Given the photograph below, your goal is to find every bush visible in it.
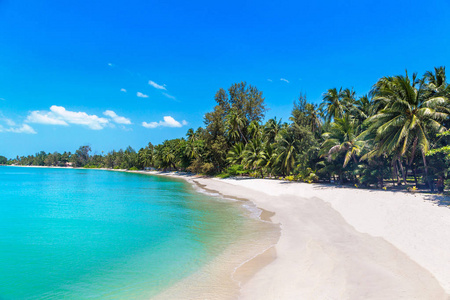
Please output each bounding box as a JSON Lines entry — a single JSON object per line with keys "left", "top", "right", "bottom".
{"left": 226, "top": 164, "right": 248, "bottom": 176}
{"left": 129, "top": 166, "right": 139, "bottom": 171}
{"left": 201, "top": 163, "right": 215, "bottom": 175}
{"left": 84, "top": 164, "right": 100, "bottom": 169}
{"left": 187, "top": 158, "right": 203, "bottom": 173}
{"left": 217, "top": 172, "right": 231, "bottom": 178}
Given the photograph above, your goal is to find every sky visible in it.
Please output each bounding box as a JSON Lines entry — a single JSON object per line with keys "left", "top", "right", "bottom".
{"left": 1, "top": 0, "right": 450, "bottom": 158}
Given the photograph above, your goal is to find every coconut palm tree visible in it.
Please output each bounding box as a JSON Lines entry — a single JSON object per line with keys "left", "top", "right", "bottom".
{"left": 185, "top": 139, "right": 204, "bottom": 160}
{"left": 352, "top": 95, "right": 373, "bottom": 125}
{"left": 248, "top": 120, "right": 262, "bottom": 140}
{"left": 275, "top": 129, "right": 299, "bottom": 175}
{"left": 264, "top": 117, "right": 283, "bottom": 144}
{"left": 225, "top": 109, "right": 248, "bottom": 144}
{"left": 341, "top": 87, "right": 356, "bottom": 112}
{"left": 320, "top": 88, "right": 346, "bottom": 122}
{"left": 186, "top": 128, "right": 195, "bottom": 141}
{"left": 424, "top": 66, "right": 447, "bottom": 94}
{"left": 243, "top": 139, "right": 264, "bottom": 172}
{"left": 227, "top": 142, "right": 245, "bottom": 165}
{"left": 364, "top": 74, "right": 448, "bottom": 190}
{"left": 304, "top": 103, "right": 322, "bottom": 133}
{"left": 138, "top": 146, "right": 153, "bottom": 168}
{"left": 258, "top": 142, "right": 277, "bottom": 177}
{"left": 320, "top": 114, "right": 364, "bottom": 168}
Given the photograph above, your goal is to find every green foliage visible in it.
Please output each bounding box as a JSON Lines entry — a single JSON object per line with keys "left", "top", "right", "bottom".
{"left": 8, "top": 71, "right": 450, "bottom": 192}
{"left": 83, "top": 164, "right": 101, "bottom": 169}
{"left": 201, "top": 163, "right": 215, "bottom": 175}
{"left": 218, "top": 164, "right": 248, "bottom": 178}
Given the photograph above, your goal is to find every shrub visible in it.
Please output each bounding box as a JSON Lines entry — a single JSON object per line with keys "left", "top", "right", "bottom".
{"left": 217, "top": 172, "right": 231, "bottom": 178}
{"left": 226, "top": 164, "right": 248, "bottom": 176}
{"left": 201, "top": 163, "right": 215, "bottom": 175}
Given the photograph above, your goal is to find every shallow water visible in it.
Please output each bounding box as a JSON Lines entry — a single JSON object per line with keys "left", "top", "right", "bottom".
{"left": 0, "top": 167, "right": 276, "bottom": 299}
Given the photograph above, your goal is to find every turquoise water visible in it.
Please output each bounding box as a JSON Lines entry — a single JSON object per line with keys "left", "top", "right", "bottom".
{"left": 0, "top": 167, "right": 257, "bottom": 299}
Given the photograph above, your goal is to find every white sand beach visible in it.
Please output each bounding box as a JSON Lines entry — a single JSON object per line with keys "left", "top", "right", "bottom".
{"left": 144, "top": 172, "right": 450, "bottom": 300}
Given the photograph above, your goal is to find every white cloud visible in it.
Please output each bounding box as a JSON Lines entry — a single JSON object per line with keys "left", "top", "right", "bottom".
{"left": 26, "top": 106, "right": 109, "bottom": 130}
{"left": 142, "top": 116, "right": 187, "bottom": 129}
{"left": 103, "top": 110, "right": 131, "bottom": 125}
{"left": 148, "top": 80, "right": 166, "bottom": 90}
{"left": 4, "top": 118, "right": 16, "bottom": 126}
{"left": 6, "top": 124, "right": 37, "bottom": 134}
{"left": 0, "top": 114, "right": 36, "bottom": 134}
{"left": 280, "top": 78, "right": 290, "bottom": 83}
{"left": 108, "top": 63, "right": 113, "bottom": 67}
{"left": 162, "top": 92, "right": 176, "bottom": 100}
{"left": 26, "top": 110, "right": 68, "bottom": 125}
{"left": 267, "top": 79, "right": 273, "bottom": 82}
{"left": 120, "top": 88, "right": 127, "bottom": 92}
{"left": 0, "top": 98, "right": 5, "bottom": 101}
{"left": 137, "top": 92, "right": 149, "bottom": 98}
{"left": 142, "top": 121, "right": 158, "bottom": 128}
{"left": 50, "top": 106, "right": 108, "bottom": 130}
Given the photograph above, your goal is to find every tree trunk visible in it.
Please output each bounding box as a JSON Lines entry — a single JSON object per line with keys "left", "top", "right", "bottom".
{"left": 413, "top": 166, "right": 418, "bottom": 186}
{"left": 422, "top": 152, "right": 434, "bottom": 193}
{"left": 351, "top": 154, "right": 359, "bottom": 184}
{"left": 392, "top": 161, "right": 400, "bottom": 185}
{"left": 409, "top": 137, "right": 418, "bottom": 166}
{"left": 238, "top": 126, "right": 248, "bottom": 144}
{"left": 404, "top": 163, "right": 409, "bottom": 185}
{"left": 398, "top": 158, "right": 407, "bottom": 185}
{"left": 378, "top": 165, "right": 384, "bottom": 188}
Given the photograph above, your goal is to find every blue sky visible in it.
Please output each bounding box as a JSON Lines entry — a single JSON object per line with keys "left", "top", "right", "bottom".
{"left": 1, "top": 0, "right": 449, "bottom": 158}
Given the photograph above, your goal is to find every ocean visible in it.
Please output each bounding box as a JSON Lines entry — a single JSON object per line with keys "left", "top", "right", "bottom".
{"left": 0, "top": 167, "right": 277, "bottom": 299}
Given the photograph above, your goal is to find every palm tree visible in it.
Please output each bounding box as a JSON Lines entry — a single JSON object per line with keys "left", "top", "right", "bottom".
{"left": 248, "top": 120, "right": 262, "bottom": 140}
{"left": 352, "top": 95, "right": 373, "bottom": 125}
{"left": 341, "top": 88, "right": 356, "bottom": 112}
{"left": 320, "top": 114, "right": 364, "bottom": 168}
{"left": 304, "top": 103, "right": 322, "bottom": 133}
{"left": 275, "top": 129, "right": 299, "bottom": 175}
{"left": 320, "top": 88, "right": 346, "bottom": 122}
{"left": 139, "top": 146, "right": 153, "bottom": 168}
{"left": 227, "top": 142, "right": 245, "bottom": 165}
{"left": 364, "top": 73, "right": 448, "bottom": 190}
{"left": 258, "top": 142, "right": 278, "bottom": 177}
{"left": 185, "top": 139, "right": 204, "bottom": 160}
{"left": 225, "top": 109, "right": 248, "bottom": 144}
{"left": 162, "top": 147, "right": 177, "bottom": 170}
{"left": 264, "top": 117, "right": 283, "bottom": 144}
{"left": 243, "top": 139, "right": 264, "bottom": 172}
{"left": 186, "top": 128, "right": 195, "bottom": 141}
{"left": 424, "top": 66, "right": 447, "bottom": 94}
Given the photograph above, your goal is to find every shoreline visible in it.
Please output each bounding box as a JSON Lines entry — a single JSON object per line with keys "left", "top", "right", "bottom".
{"left": 6, "top": 166, "right": 450, "bottom": 298}
{"left": 139, "top": 171, "right": 450, "bottom": 299}
{"left": 133, "top": 170, "right": 281, "bottom": 299}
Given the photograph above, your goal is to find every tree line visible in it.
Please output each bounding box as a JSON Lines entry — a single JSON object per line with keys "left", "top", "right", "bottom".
{"left": 6, "top": 68, "right": 450, "bottom": 192}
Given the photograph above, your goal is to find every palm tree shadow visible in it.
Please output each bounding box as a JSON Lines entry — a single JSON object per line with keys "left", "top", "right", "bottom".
{"left": 423, "top": 194, "right": 450, "bottom": 207}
